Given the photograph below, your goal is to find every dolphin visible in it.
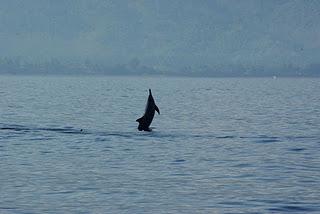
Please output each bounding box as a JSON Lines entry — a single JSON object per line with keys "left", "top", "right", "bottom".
{"left": 136, "top": 89, "right": 160, "bottom": 131}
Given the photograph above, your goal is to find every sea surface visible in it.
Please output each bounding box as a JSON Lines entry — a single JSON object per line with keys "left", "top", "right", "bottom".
{"left": 0, "top": 75, "right": 319, "bottom": 213}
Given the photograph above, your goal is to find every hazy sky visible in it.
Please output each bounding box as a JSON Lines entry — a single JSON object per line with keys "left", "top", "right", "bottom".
{"left": 0, "top": 0, "right": 319, "bottom": 71}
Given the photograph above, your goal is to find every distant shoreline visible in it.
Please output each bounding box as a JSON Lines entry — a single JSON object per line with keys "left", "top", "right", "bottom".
{"left": 0, "top": 73, "right": 319, "bottom": 78}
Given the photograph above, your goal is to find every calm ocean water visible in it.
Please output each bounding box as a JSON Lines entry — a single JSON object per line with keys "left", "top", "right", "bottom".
{"left": 0, "top": 75, "right": 319, "bottom": 213}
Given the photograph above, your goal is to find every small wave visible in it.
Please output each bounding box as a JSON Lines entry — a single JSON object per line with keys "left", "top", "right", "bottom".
{"left": 0, "top": 124, "right": 87, "bottom": 135}
{"left": 136, "top": 131, "right": 219, "bottom": 140}
{"left": 219, "top": 201, "right": 244, "bottom": 206}
{"left": 232, "top": 163, "right": 252, "bottom": 168}
{"left": 25, "top": 137, "right": 53, "bottom": 141}
{"left": 239, "top": 135, "right": 281, "bottom": 144}
{"left": 0, "top": 207, "right": 17, "bottom": 210}
{"left": 269, "top": 205, "right": 317, "bottom": 212}
{"left": 173, "top": 159, "right": 186, "bottom": 163}
{"left": 216, "top": 135, "right": 235, "bottom": 139}
{"left": 40, "top": 151, "right": 54, "bottom": 154}
{"left": 96, "top": 131, "right": 136, "bottom": 139}
{"left": 46, "top": 190, "right": 76, "bottom": 195}
{"left": 38, "top": 127, "right": 85, "bottom": 134}
{"left": 289, "top": 148, "right": 306, "bottom": 152}
{"left": 0, "top": 125, "right": 29, "bottom": 132}
{"left": 256, "top": 138, "right": 281, "bottom": 143}
{"left": 78, "top": 187, "right": 99, "bottom": 191}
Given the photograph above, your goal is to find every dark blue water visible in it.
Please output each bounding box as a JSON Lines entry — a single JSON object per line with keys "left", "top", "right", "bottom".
{"left": 0, "top": 76, "right": 319, "bottom": 213}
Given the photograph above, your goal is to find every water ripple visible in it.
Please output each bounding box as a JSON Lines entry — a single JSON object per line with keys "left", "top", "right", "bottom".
{"left": 269, "top": 205, "right": 318, "bottom": 212}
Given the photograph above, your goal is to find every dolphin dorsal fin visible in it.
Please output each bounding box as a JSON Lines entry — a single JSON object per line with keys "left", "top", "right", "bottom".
{"left": 149, "top": 89, "right": 152, "bottom": 95}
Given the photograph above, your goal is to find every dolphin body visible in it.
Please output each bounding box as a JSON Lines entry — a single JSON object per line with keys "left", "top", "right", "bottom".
{"left": 136, "top": 89, "right": 160, "bottom": 131}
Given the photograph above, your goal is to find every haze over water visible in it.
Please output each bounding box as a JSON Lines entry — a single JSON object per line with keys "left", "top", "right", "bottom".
{"left": 1, "top": 0, "right": 320, "bottom": 76}
{"left": 1, "top": 76, "right": 319, "bottom": 213}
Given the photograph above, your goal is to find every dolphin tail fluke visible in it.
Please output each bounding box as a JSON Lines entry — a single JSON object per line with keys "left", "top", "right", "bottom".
{"left": 155, "top": 104, "right": 160, "bottom": 114}
{"left": 136, "top": 116, "right": 145, "bottom": 131}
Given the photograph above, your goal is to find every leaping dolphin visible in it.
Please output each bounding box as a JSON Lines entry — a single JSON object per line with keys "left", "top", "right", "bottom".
{"left": 136, "top": 89, "right": 160, "bottom": 131}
